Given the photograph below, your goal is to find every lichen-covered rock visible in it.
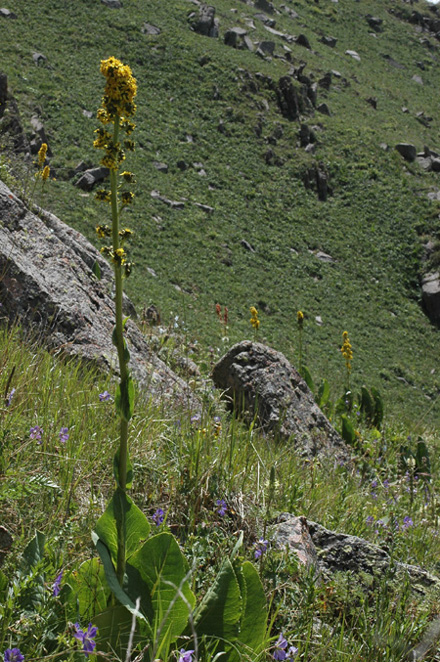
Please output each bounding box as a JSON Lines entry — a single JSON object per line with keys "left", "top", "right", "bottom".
{"left": 212, "top": 340, "right": 349, "bottom": 461}
{"left": 0, "top": 180, "right": 198, "bottom": 410}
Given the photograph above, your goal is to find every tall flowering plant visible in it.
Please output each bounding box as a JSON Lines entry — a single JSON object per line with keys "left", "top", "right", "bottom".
{"left": 93, "top": 56, "right": 137, "bottom": 586}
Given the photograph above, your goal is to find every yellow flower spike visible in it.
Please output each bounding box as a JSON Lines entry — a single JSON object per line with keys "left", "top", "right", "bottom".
{"left": 341, "top": 330, "right": 353, "bottom": 372}
{"left": 41, "top": 165, "right": 50, "bottom": 181}
{"left": 297, "top": 310, "right": 304, "bottom": 329}
{"left": 250, "top": 306, "right": 260, "bottom": 330}
{"left": 37, "top": 143, "right": 47, "bottom": 167}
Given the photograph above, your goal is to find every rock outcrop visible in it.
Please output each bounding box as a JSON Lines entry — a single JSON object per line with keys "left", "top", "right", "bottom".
{"left": 212, "top": 341, "right": 350, "bottom": 461}
{"left": 0, "top": 180, "right": 198, "bottom": 409}
{"left": 421, "top": 272, "right": 440, "bottom": 324}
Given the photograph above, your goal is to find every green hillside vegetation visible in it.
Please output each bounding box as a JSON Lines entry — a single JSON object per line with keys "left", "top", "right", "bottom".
{"left": 1, "top": 0, "right": 440, "bottom": 660}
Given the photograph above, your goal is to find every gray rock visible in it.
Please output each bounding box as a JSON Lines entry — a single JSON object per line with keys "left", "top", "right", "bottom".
{"left": 194, "top": 202, "right": 214, "bottom": 213}
{"left": 255, "top": 0, "right": 275, "bottom": 14}
{"left": 224, "top": 27, "right": 247, "bottom": 48}
{"left": 318, "top": 72, "right": 332, "bottom": 90}
{"left": 257, "top": 40, "right": 275, "bottom": 55}
{"left": 0, "top": 526, "right": 12, "bottom": 567}
{"left": 243, "top": 35, "right": 254, "bottom": 51}
{"left": 240, "top": 239, "right": 255, "bottom": 252}
{"left": 30, "top": 115, "right": 52, "bottom": 155}
{"left": 0, "top": 71, "right": 7, "bottom": 107}
{"left": 75, "top": 167, "right": 110, "bottom": 191}
{"left": 275, "top": 515, "right": 319, "bottom": 571}
{"left": 32, "top": 52, "right": 47, "bottom": 66}
{"left": 315, "top": 251, "right": 335, "bottom": 263}
{"left": 0, "top": 8, "right": 16, "bottom": 18}
{"left": 212, "top": 341, "right": 350, "bottom": 460}
{"left": 0, "top": 181, "right": 197, "bottom": 409}
{"left": 254, "top": 12, "right": 276, "bottom": 27}
{"left": 366, "top": 15, "right": 383, "bottom": 31}
{"left": 321, "top": 35, "right": 337, "bottom": 47}
{"left": 345, "top": 49, "right": 361, "bottom": 61}
{"left": 191, "top": 5, "right": 219, "bottom": 37}
{"left": 421, "top": 272, "right": 440, "bottom": 323}
{"left": 141, "top": 22, "right": 161, "bottom": 35}
{"left": 151, "top": 190, "right": 185, "bottom": 209}
{"left": 395, "top": 143, "right": 417, "bottom": 162}
{"left": 317, "top": 102, "right": 331, "bottom": 116}
{"left": 276, "top": 76, "right": 306, "bottom": 121}
{"left": 153, "top": 161, "right": 168, "bottom": 173}
{"left": 101, "top": 0, "right": 121, "bottom": 7}
{"left": 296, "top": 33, "right": 311, "bottom": 49}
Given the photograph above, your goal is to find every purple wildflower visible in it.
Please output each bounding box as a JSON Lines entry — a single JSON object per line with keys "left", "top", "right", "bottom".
{"left": 152, "top": 508, "right": 164, "bottom": 526}
{"left": 178, "top": 649, "right": 195, "bottom": 662}
{"left": 272, "top": 633, "right": 298, "bottom": 661}
{"left": 403, "top": 516, "right": 414, "bottom": 529}
{"left": 52, "top": 571, "right": 63, "bottom": 597}
{"left": 4, "top": 649, "right": 24, "bottom": 662}
{"left": 190, "top": 414, "right": 201, "bottom": 426}
{"left": 371, "top": 479, "right": 378, "bottom": 489}
{"left": 99, "top": 390, "right": 111, "bottom": 402}
{"left": 30, "top": 425, "right": 43, "bottom": 442}
{"left": 366, "top": 515, "right": 375, "bottom": 525}
{"left": 59, "top": 427, "right": 69, "bottom": 443}
{"left": 254, "top": 538, "right": 269, "bottom": 560}
{"left": 74, "top": 623, "right": 98, "bottom": 656}
{"left": 216, "top": 499, "right": 227, "bottom": 516}
{"left": 5, "top": 388, "right": 16, "bottom": 407}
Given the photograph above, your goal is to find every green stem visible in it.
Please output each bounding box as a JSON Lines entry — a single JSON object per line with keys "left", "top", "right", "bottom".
{"left": 110, "top": 119, "right": 129, "bottom": 587}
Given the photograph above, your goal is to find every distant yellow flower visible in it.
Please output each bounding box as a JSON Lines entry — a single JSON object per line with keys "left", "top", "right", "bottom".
{"left": 96, "top": 224, "right": 111, "bottom": 239}
{"left": 113, "top": 247, "right": 126, "bottom": 265}
{"left": 297, "top": 310, "right": 304, "bottom": 329}
{"left": 250, "top": 306, "right": 260, "bottom": 330}
{"left": 121, "top": 191, "right": 134, "bottom": 205}
{"left": 341, "top": 331, "right": 353, "bottom": 372}
{"left": 41, "top": 165, "right": 50, "bottom": 181}
{"left": 37, "top": 143, "right": 47, "bottom": 167}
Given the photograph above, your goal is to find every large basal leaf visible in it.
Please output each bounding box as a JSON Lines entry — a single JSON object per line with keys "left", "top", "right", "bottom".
{"left": 93, "top": 489, "right": 151, "bottom": 566}
{"left": 21, "top": 531, "right": 45, "bottom": 574}
{"left": 237, "top": 561, "right": 267, "bottom": 654}
{"left": 93, "top": 603, "right": 150, "bottom": 661}
{"left": 93, "top": 536, "right": 152, "bottom": 635}
{"left": 65, "top": 557, "right": 110, "bottom": 622}
{"left": 193, "top": 557, "right": 242, "bottom": 645}
{"left": 126, "top": 532, "right": 195, "bottom": 643}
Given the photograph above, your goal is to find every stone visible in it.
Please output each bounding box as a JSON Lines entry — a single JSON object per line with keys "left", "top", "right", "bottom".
{"left": 257, "top": 40, "right": 275, "bottom": 55}
{"left": 412, "top": 74, "right": 423, "bottom": 85}
{"left": 421, "top": 272, "right": 440, "bottom": 323}
{"left": 212, "top": 341, "right": 350, "bottom": 460}
{"left": 254, "top": 12, "right": 276, "bottom": 27}
{"left": 194, "top": 202, "right": 214, "bottom": 213}
{"left": 153, "top": 161, "right": 168, "bottom": 173}
{"left": 345, "top": 50, "right": 361, "bottom": 61}
{"left": 243, "top": 35, "right": 254, "bottom": 51}
{"left": 0, "top": 71, "right": 7, "bottom": 107}
{"left": 224, "top": 27, "right": 247, "bottom": 48}
{"left": 366, "top": 15, "right": 383, "bottom": 31}
{"left": 318, "top": 72, "right": 332, "bottom": 90}
{"left": 317, "top": 102, "right": 331, "bottom": 116}
{"left": 177, "top": 160, "right": 188, "bottom": 171}
{"left": 0, "top": 180, "right": 197, "bottom": 410}
{"left": 302, "top": 164, "right": 331, "bottom": 201}
{"left": 151, "top": 190, "right": 185, "bottom": 209}
{"left": 321, "top": 35, "right": 337, "bottom": 47}
{"left": 276, "top": 76, "right": 306, "bottom": 121}
{"left": 366, "top": 96, "right": 377, "bottom": 109}
{"left": 296, "top": 33, "right": 311, "bottom": 49}
{"left": 0, "top": 8, "right": 16, "bottom": 18}
{"left": 32, "top": 52, "right": 47, "bottom": 65}
{"left": 75, "top": 167, "right": 110, "bottom": 191}
{"left": 191, "top": 5, "right": 219, "bottom": 37}
{"left": 395, "top": 143, "right": 417, "bottom": 162}
{"left": 315, "top": 251, "right": 334, "bottom": 263}
{"left": 255, "top": 0, "right": 275, "bottom": 14}
{"left": 142, "top": 23, "right": 161, "bottom": 35}
{"left": 30, "top": 115, "right": 52, "bottom": 155}
{"left": 240, "top": 239, "right": 255, "bottom": 252}
{"left": 275, "top": 515, "right": 319, "bottom": 571}
{"left": 101, "top": 0, "right": 121, "bottom": 7}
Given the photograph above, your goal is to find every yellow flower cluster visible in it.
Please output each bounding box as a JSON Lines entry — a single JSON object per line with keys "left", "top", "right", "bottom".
{"left": 341, "top": 331, "right": 353, "bottom": 372}
{"left": 37, "top": 143, "right": 47, "bottom": 168}
{"left": 250, "top": 306, "right": 260, "bottom": 330}
{"left": 297, "top": 310, "right": 304, "bottom": 329}
{"left": 99, "top": 56, "right": 137, "bottom": 122}
{"left": 34, "top": 143, "right": 50, "bottom": 181}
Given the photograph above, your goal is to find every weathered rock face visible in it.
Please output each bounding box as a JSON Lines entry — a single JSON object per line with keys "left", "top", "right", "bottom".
{"left": 190, "top": 4, "right": 219, "bottom": 37}
{"left": 0, "top": 180, "right": 198, "bottom": 409}
{"left": 276, "top": 514, "right": 440, "bottom": 596}
{"left": 212, "top": 341, "right": 349, "bottom": 461}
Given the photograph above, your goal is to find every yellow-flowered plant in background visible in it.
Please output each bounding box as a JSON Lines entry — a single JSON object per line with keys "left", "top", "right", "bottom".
{"left": 250, "top": 305, "right": 260, "bottom": 337}
{"left": 31, "top": 143, "right": 51, "bottom": 201}
{"left": 341, "top": 330, "right": 353, "bottom": 392}
{"left": 93, "top": 56, "right": 137, "bottom": 588}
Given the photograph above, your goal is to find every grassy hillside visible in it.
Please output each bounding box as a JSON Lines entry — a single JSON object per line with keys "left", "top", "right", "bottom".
{"left": 1, "top": 0, "right": 440, "bottom": 425}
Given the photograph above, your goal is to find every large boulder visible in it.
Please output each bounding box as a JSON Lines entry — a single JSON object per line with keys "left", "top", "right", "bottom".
{"left": 0, "top": 180, "right": 198, "bottom": 410}
{"left": 421, "top": 272, "right": 440, "bottom": 324}
{"left": 212, "top": 340, "right": 349, "bottom": 461}
{"left": 190, "top": 5, "right": 219, "bottom": 37}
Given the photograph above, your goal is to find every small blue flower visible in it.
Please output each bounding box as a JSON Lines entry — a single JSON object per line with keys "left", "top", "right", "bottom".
{"left": 99, "top": 391, "right": 111, "bottom": 402}
{"left": 5, "top": 388, "right": 16, "bottom": 407}
{"left": 52, "top": 571, "right": 63, "bottom": 597}
{"left": 4, "top": 649, "right": 24, "bottom": 662}
{"left": 254, "top": 538, "right": 269, "bottom": 560}
{"left": 59, "top": 427, "right": 69, "bottom": 443}
{"left": 30, "top": 425, "right": 43, "bottom": 442}
{"left": 403, "top": 516, "right": 414, "bottom": 529}
{"left": 366, "top": 515, "right": 375, "bottom": 525}
{"left": 178, "top": 649, "right": 194, "bottom": 662}
{"left": 152, "top": 508, "right": 164, "bottom": 526}
{"left": 272, "top": 633, "right": 298, "bottom": 661}
{"left": 74, "top": 623, "right": 98, "bottom": 656}
{"left": 216, "top": 499, "right": 227, "bottom": 516}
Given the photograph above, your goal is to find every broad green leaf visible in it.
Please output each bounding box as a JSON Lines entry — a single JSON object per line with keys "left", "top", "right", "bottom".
{"left": 317, "top": 379, "right": 330, "bottom": 408}
{"left": 237, "top": 561, "right": 267, "bottom": 654}
{"left": 93, "top": 537, "right": 151, "bottom": 634}
{"left": 92, "top": 260, "right": 102, "bottom": 280}
{"left": 0, "top": 569, "right": 8, "bottom": 601}
{"left": 126, "top": 532, "right": 195, "bottom": 642}
{"left": 371, "top": 387, "right": 384, "bottom": 429}
{"left": 93, "top": 489, "right": 150, "bottom": 566}
{"left": 360, "top": 386, "right": 374, "bottom": 424}
{"left": 93, "top": 604, "right": 150, "bottom": 660}
{"left": 21, "top": 531, "right": 45, "bottom": 572}
{"left": 194, "top": 558, "right": 242, "bottom": 644}
{"left": 115, "top": 376, "right": 135, "bottom": 422}
{"left": 65, "top": 557, "right": 110, "bottom": 621}
{"left": 341, "top": 415, "right": 356, "bottom": 446}
{"left": 301, "top": 365, "right": 314, "bottom": 392}
{"left": 113, "top": 449, "right": 133, "bottom": 489}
